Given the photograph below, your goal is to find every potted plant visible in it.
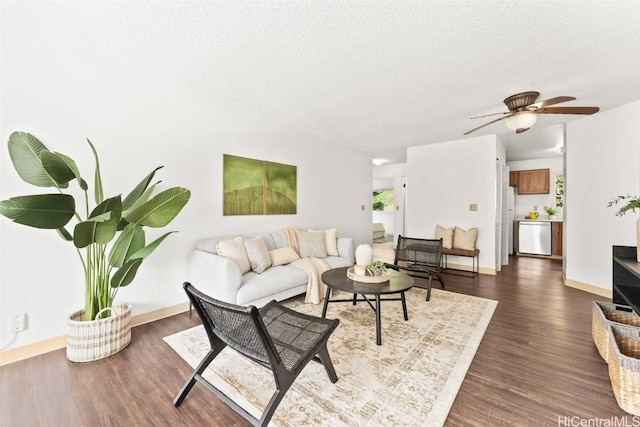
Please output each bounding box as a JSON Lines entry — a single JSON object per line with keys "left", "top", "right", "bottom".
{"left": 0, "top": 132, "right": 190, "bottom": 361}
{"left": 367, "top": 260, "right": 387, "bottom": 276}
{"left": 545, "top": 207, "right": 558, "bottom": 219}
{"left": 607, "top": 194, "right": 640, "bottom": 262}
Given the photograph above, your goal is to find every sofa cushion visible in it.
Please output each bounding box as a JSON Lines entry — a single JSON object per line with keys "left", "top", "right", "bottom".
{"left": 323, "top": 255, "right": 353, "bottom": 269}
{"left": 309, "top": 227, "right": 338, "bottom": 256}
{"left": 270, "top": 246, "right": 300, "bottom": 266}
{"left": 244, "top": 235, "right": 272, "bottom": 274}
{"left": 454, "top": 226, "right": 478, "bottom": 250}
{"left": 297, "top": 230, "right": 328, "bottom": 258}
{"left": 435, "top": 225, "right": 454, "bottom": 249}
{"left": 216, "top": 236, "right": 251, "bottom": 274}
{"left": 237, "top": 266, "right": 308, "bottom": 305}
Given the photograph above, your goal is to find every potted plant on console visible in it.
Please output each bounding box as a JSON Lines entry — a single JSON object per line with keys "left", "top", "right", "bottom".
{"left": 367, "top": 260, "right": 387, "bottom": 276}
{"left": 0, "top": 132, "right": 190, "bottom": 362}
{"left": 608, "top": 194, "right": 640, "bottom": 262}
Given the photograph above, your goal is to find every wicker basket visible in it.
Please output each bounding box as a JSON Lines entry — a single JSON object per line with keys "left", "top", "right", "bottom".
{"left": 608, "top": 323, "right": 640, "bottom": 415}
{"left": 66, "top": 303, "right": 132, "bottom": 363}
{"left": 592, "top": 301, "right": 640, "bottom": 362}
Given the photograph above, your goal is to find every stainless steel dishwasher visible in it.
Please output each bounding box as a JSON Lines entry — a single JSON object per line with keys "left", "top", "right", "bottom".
{"left": 518, "top": 221, "right": 552, "bottom": 255}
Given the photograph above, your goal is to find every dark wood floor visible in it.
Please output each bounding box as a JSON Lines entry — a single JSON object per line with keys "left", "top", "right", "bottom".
{"left": 0, "top": 256, "right": 629, "bottom": 426}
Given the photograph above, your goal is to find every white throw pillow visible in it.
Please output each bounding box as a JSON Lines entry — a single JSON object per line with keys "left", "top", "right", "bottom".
{"left": 297, "top": 230, "right": 328, "bottom": 258}
{"left": 308, "top": 227, "right": 339, "bottom": 256}
{"left": 435, "top": 225, "right": 454, "bottom": 249}
{"left": 244, "top": 235, "right": 272, "bottom": 274}
{"left": 270, "top": 246, "right": 300, "bottom": 266}
{"left": 216, "top": 236, "right": 251, "bottom": 274}
{"left": 453, "top": 227, "right": 478, "bottom": 250}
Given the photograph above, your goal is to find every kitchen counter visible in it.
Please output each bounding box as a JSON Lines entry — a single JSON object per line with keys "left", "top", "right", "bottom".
{"left": 516, "top": 216, "right": 563, "bottom": 222}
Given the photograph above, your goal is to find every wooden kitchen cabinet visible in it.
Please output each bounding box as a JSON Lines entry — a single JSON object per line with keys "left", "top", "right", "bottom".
{"left": 517, "top": 168, "right": 550, "bottom": 194}
{"left": 551, "top": 222, "right": 563, "bottom": 256}
{"left": 509, "top": 171, "right": 519, "bottom": 187}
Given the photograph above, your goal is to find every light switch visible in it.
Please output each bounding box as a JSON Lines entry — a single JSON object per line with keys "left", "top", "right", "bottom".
{"left": 469, "top": 204, "right": 478, "bottom": 211}
{"left": 361, "top": 204, "right": 365, "bottom": 211}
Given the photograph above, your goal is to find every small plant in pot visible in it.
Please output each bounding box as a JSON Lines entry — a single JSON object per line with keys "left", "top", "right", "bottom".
{"left": 607, "top": 194, "right": 640, "bottom": 263}
{"left": 0, "top": 132, "right": 191, "bottom": 361}
{"left": 367, "top": 260, "right": 387, "bottom": 276}
{"left": 545, "top": 207, "right": 558, "bottom": 219}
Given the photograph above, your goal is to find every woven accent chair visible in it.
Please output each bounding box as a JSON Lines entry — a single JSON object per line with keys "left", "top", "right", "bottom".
{"left": 174, "top": 282, "right": 340, "bottom": 426}
{"left": 385, "top": 236, "right": 445, "bottom": 301}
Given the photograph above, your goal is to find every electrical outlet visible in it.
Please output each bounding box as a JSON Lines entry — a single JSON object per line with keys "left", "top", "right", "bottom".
{"left": 12, "top": 312, "right": 26, "bottom": 332}
{"left": 469, "top": 204, "right": 478, "bottom": 211}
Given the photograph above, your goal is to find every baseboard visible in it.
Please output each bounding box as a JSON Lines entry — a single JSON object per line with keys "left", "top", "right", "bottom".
{"left": 564, "top": 278, "right": 611, "bottom": 298}
{"left": 444, "top": 261, "right": 496, "bottom": 276}
{"left": 0, "top": 302, "right": 190, "bottom": 367}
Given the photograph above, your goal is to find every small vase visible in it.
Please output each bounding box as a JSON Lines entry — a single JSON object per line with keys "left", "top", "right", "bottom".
{"left": 355, "top": 244, "right": 373, "bottom": 266}
{"left": 549, "top": 215, "right": 556, "bottom": 220}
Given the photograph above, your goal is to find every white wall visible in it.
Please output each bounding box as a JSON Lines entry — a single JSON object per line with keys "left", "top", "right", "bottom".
{"left": 507, "top": 157, "right": 564, "bottom": 217}
{"left": 406, "top": 135, "right": 498, "bottom": 273}
{"left": 0, "top": 23, "right": 371, "bottom": 349}
{"left": 565, "top": 101, "right": 640, "bottom": 291}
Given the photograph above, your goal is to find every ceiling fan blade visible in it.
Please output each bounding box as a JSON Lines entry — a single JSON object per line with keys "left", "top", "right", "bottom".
{"left": 463, "top": 114, "right": 512, "bottom": 135}
{"left": 536, "top": 106, "right": 600, "bottom": 115}
{"left": 470, "top": 111, "right": 510, "bottom": 119}
{"left": 515, "top": 127, "right": 530, "bottom": 134}
{"left": 530, "top": 96, "right": 576, "bottom": 109}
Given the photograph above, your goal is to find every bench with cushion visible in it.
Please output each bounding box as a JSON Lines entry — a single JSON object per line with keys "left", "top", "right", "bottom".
{"left": 435, "top": 225, "right": 480, "bottom": 277}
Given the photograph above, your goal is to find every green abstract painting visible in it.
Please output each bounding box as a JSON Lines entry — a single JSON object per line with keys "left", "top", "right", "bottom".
{"left": 223, "top": 154, "right": 297, "bottom": 215}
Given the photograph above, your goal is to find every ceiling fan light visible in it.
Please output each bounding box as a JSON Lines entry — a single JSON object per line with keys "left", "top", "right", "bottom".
{"left": 506, "top": 112, "right": 537, "bottom": 131}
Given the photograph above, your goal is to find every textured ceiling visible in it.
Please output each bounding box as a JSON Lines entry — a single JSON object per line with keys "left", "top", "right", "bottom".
{"left": 2, "top": 1, "right": 640, "bottom": 162}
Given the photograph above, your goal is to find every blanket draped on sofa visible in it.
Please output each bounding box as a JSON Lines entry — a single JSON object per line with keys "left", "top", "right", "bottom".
{"left": 281, "top": 228, "right": 330, "bottom": 304}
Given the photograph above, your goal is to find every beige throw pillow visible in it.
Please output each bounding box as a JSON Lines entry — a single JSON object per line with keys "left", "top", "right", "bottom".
{"left": 244, "top": 235, "right": 272, "bottom": 274}
{"left": 435, "top": 225, "right": 454, "bottom": 249}
{"left": 297, "top": 230, "right": 328, "bottom": 258}
{"left": 270, "top": 246, "right": 300, "bottom": 266}
{"left": 453, "top": 227, "right": 478, "bottom": 250}
{"left": 308, "top": 227, "right": 339, "bottom": 256}
{"left": 216, "top": 236, "right": 251, "bottom": 274}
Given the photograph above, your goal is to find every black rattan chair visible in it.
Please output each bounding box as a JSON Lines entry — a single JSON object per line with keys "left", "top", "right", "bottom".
{"left": 174, "top": 282, "right": 340, "bottom": 426}
{"left": 385, "top": 235, "right": 445, "bottom": 301}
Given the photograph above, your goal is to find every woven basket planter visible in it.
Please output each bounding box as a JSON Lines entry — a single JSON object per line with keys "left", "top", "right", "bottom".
{"left": 592, "top": 301, "right": 640, "bottom": 362}
{"left": 608, "top": 323, "right": 640, "bottom": 415}
{"left": 66, "top": 303, "right": 132, "bottom": 363}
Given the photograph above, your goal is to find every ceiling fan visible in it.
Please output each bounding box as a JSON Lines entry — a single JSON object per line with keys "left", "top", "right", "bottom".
{"left": 463, "top": 91, "right": 599, "bottom": 135}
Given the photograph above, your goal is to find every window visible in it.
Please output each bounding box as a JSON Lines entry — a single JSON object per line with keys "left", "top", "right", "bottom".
{"left": 373, "top": 189, "right": 394, "bottom": 211}
{"left": 555, "top": 177, "right": 564, "bottom": 207}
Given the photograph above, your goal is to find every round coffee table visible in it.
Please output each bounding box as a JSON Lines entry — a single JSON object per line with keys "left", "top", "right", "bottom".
{"left": 321, "top": 266, "right": 414, "bottom": 345}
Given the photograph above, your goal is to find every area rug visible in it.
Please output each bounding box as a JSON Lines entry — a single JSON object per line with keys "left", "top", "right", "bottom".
{"left": 164, "top": 288, "right": 497, "bottom": 426}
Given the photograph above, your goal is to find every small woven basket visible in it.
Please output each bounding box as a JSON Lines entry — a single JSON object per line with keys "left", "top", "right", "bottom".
{"left": 592, "top": 301, "right": 640, "bottom": 362}
{"left": 66, "top": 303, "right": 132, "bottom": 363}
{"left": 608, "top": 323, "right": 640, "bottom": 415}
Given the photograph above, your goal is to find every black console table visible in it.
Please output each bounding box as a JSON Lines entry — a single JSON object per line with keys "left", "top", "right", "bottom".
{"left": 613, "top": 245, "right": 640, "bottom": 313}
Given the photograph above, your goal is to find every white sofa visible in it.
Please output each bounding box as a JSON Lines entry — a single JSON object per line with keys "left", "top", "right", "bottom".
{"left": 188, "top": 230, "right": 354, "bottom": 307}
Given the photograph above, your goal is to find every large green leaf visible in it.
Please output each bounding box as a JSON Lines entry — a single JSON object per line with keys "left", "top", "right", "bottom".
{"left": 73, "top": 212, "right": 117, "bottom": 248}
{"left": 110, "top": 258, "right": 143, "bottom": 288}
{"left": 41, "top": 151, "right": 77, "bottom": 187}
{"left": 126, "top": 187, "right": 190, "bottom": 227}
{"left": 108, "top": 223, "right": 145, "bottom": 268}
{"left": 7, "top": 132, "right": 62, "bottom": 188}
{"left": 122, "top": 166, "right": 163, "bottom": 211}
{"left": 42, "top": 151, "right": 88, "bottom": 190}
{"left": 0, "top": 194, "right": 75, "bottom": 229}
{"left": 129, "top": 231, "right": 176, "bottom": 260}
{"left": 73, "top": 196, "right": 122, "bottom": 247}
{"left": 87, "top": 139, "right": 103, "bottom": 204}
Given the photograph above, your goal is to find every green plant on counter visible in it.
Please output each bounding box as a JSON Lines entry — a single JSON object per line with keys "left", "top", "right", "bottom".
{"left": 545, "top": 207, "right": 557, "bottom": 215}
{"left": 607, "top": 195, "right": 640, "bottom": 217}
{"left": 0, "top": 132, "right": 191, "bottom": 320}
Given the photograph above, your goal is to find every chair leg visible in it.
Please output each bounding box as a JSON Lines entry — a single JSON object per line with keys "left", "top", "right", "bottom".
{"left": 173, "top": 349, "right": 217, "bottom": 407}
{"left": 174, "top": 341, "right": 226, "bottom": 407}
{"left": 316, "top": 344, "right": 339, "bottom": 383}
{"left": 425, "top": 275, "right": 433, "bottom": 302}
{"left": 437, "top": 272, "right": 445, "bottom": 289}
{"left": 258, "top": 386, "right": 291, "bottom": 427}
